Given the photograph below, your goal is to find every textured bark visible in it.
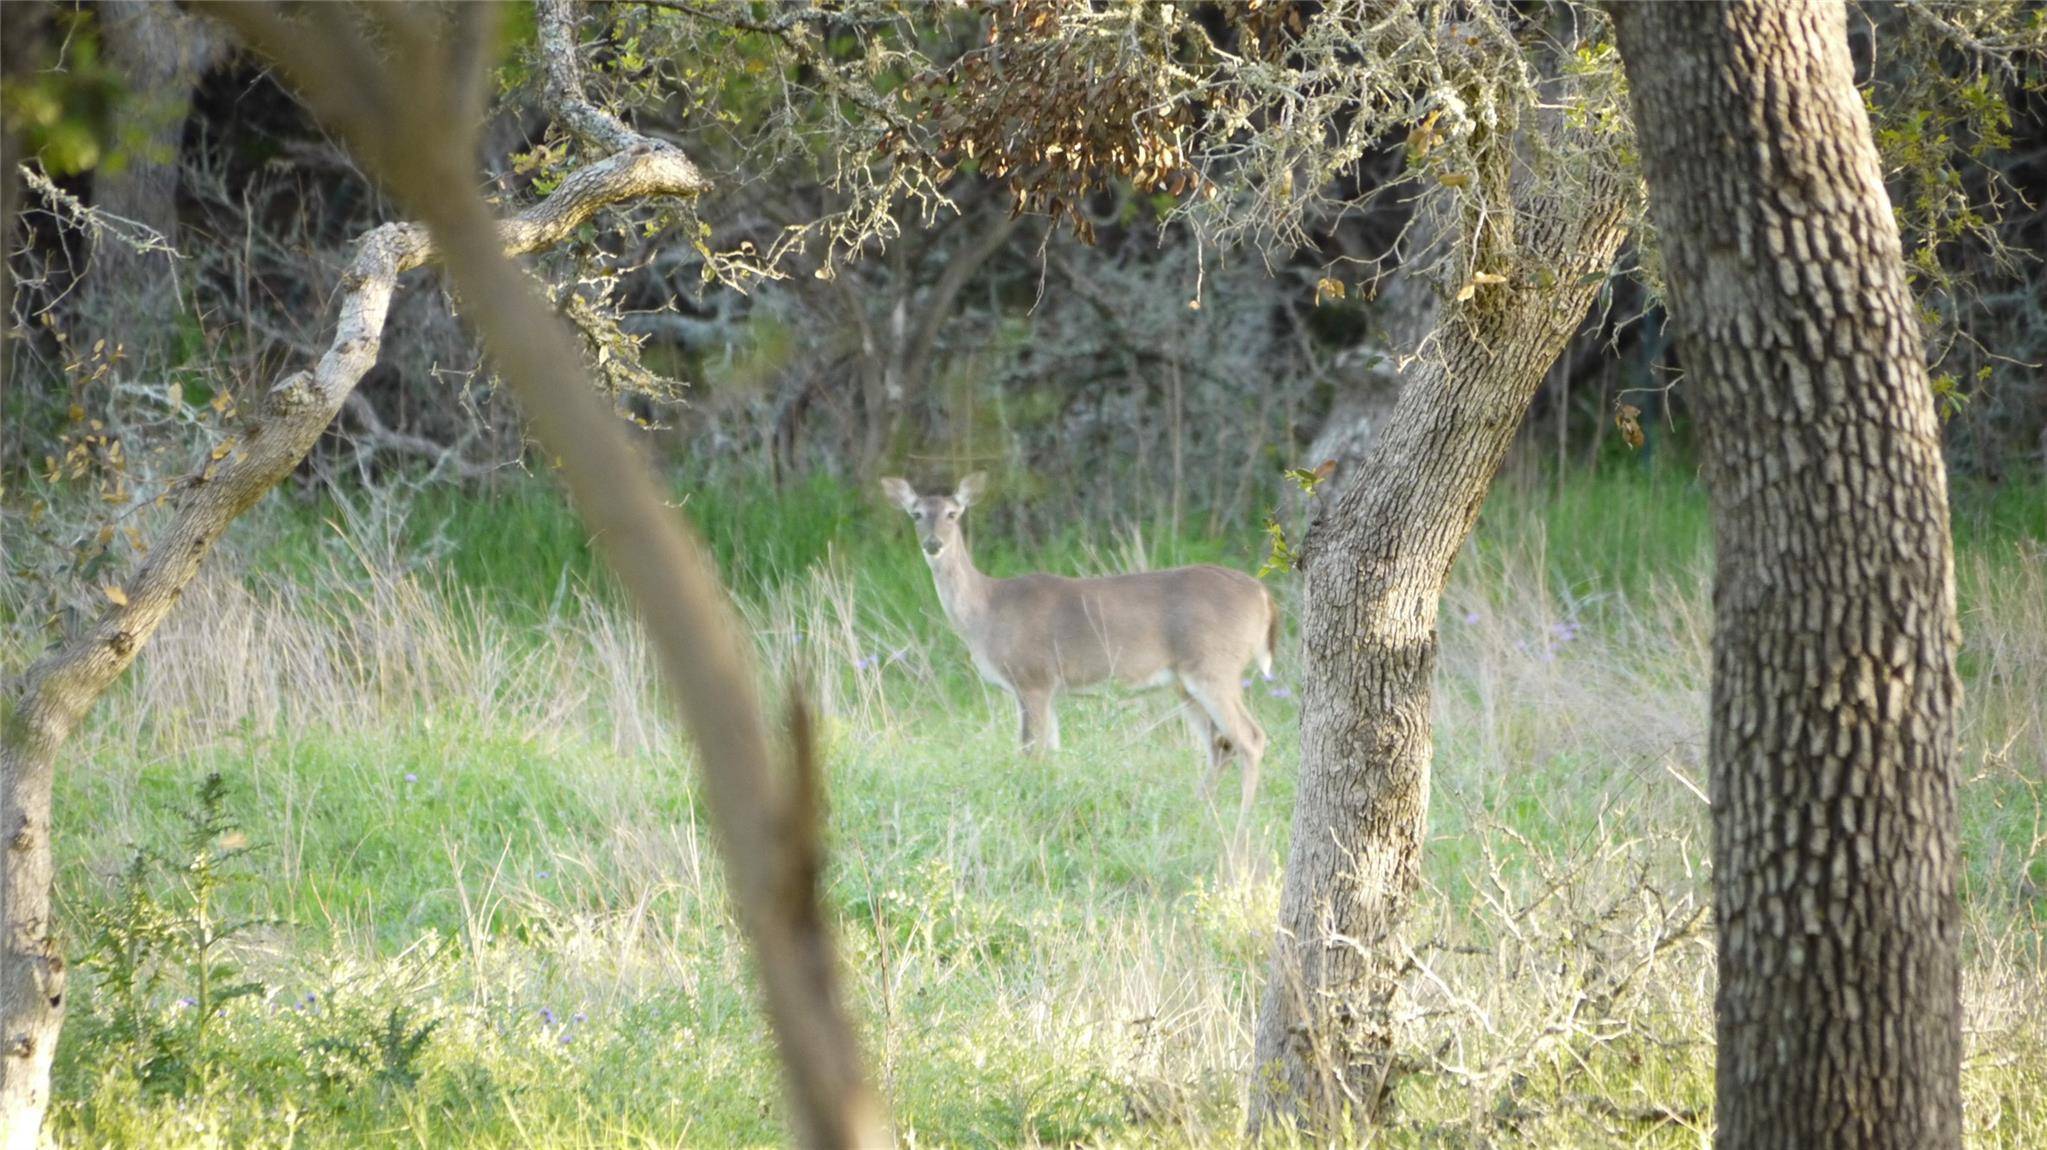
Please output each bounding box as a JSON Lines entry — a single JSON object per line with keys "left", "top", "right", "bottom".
{"left": 0, "top": 126, "right": 708, "bottom": 1150}
{"left": 1610, "top": 4, "right": 1963, "bottom": 1147}
{"left": 1250, "top": 145, "right": 1631, "bottom": 1130}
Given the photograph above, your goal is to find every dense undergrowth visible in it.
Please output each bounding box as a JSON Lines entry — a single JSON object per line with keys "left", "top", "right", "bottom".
{"left": 6, "top": 462, "right": 2044, "bottom": 1147}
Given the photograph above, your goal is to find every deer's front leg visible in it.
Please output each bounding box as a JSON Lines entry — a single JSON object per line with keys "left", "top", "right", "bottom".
{"left": 1014, "top": 686, "right": 1054, "bottom": 755}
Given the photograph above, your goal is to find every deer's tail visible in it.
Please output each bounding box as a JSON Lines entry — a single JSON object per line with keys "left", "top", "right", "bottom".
{"left": 1258, "top": 589, "right": 1279, "bottom": 677}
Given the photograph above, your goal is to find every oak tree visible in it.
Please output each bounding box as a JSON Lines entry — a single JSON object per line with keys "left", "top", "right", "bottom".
{"left": 1612, "top": 3, "right": 1964, "bottom": 1145}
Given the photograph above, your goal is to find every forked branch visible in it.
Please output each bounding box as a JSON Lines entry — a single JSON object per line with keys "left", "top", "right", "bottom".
{"left": 0, "top": 4, "right": 725, "bottom": 1147}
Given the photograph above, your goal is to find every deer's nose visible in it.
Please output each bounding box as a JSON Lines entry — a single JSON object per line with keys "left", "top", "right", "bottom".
{"left": 922, "top": 538, "right": 943, "bottom": 556}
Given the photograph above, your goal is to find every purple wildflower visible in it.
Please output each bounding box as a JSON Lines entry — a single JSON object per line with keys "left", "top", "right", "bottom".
{"left": 1463, "top": 611, "right": 1481, "bottom": 626}
{"left": 540, "top": 1007, "right": 557, "bottom": 1026}
{"left": 177, "top": 997, "right": 197, "bottom": 1008}
{"left": 1266, "top": 685, "right": 1294, "bottom": 700}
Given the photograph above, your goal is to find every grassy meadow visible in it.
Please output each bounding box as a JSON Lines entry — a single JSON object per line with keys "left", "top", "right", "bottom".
{"left": 10, "top": 463, "right": 2045, "bottom": 1147}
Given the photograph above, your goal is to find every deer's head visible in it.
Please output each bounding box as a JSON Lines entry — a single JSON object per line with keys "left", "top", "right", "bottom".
{"left": 881, "top": 473, "right": 987, "bottom": 560}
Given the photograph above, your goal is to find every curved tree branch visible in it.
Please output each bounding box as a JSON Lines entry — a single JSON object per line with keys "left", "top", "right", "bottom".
{"left": 209, "top": 3, "right": 889, "bottom": 1147}
{"left": 538, "top": 0, "right": 641, "bottom": 154}
{"left": 538, "top": 0, "right": 714, "bottom": 187}
{"left": 0, "top": 11, "right": 715, "bottom": 1146}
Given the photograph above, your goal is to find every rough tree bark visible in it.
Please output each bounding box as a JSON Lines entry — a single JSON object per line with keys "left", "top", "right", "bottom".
{"left": 1610, "top": 4, "right": 1963, "bottom": 1147}
{"left": 0, "top": 24, "right": 713, "bottom": 1150}
{"left": 1249, "top": 131, "right": 1631, "bottom": 1131}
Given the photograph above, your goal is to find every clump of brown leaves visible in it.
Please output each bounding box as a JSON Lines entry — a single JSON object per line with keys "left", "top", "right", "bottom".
{"left": 892, "top": 1, "right": 1208, "bottom": 244}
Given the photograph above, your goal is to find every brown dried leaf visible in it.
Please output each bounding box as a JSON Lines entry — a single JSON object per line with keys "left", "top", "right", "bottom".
{"left": 1616, "top": 402, "right": 1645, "bottom": 450}
{"left": 1407, "top": 108, "right": 1444, "bottom": 158}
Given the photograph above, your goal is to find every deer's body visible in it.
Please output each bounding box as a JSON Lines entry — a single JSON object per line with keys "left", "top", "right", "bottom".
{"left": 884, "top": 475, "right": 1277, "bottom": 827}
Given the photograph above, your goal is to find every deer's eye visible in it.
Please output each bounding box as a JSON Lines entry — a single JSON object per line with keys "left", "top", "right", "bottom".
{"left": 946, "top": 510, "right": 959, "bottom": 520}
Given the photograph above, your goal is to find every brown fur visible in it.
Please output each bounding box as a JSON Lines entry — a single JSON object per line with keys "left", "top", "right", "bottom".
{"left": 883, "top": 474, "right": 1276, "bottom": 828}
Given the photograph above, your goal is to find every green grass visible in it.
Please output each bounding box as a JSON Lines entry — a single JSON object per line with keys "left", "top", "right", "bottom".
{"left": 21, "top": 466, "right": 2047, "bottom": 1147}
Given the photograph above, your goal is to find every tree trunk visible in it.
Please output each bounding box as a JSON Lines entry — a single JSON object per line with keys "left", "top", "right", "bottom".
{"left": 1610, "top": 5, "right": 1963, "bottom": 1147}
{"left": 846, "top": 206, "right": 1016, "bottom": 479}
{"left": 1249, "top": 146, "right": 1631, "bottom": 1131}
{"left": 853, "top": 242, "right": 908, "bottom": 479}
{"left": 0, "top": 1, "right": 49, "bottom": 439}
{"left": 91, "top": 1, "right": 224, "bottom": 301}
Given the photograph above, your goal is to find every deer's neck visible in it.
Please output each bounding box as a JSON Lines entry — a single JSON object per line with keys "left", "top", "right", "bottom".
{"left": 926, "top": 543, "right": 992, "bottom": 634}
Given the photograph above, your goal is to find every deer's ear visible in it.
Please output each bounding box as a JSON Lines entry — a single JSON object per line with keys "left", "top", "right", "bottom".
{"left": 954, "top": 472, "right": 989, "bottom": 508}
{"left": 880, "top": 477, "right": 919, "bottom": 512}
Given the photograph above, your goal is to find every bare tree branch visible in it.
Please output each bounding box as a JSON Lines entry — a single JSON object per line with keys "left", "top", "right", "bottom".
{"left": 17, "top": 163, "right": 183, "bottom": 263}
{"left": 207, "top": 3, "right": 889, "bottom": 1146}
{"left": 338, "top": 392, "right": 504, "bottom": 483}
{"left": 0, "top": 7, "right": 719, "bottom": 1144}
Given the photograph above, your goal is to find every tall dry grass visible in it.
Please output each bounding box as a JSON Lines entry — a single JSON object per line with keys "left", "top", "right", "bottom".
{"left": 4, "top": 475, "right": 2042, "bottom": 1145}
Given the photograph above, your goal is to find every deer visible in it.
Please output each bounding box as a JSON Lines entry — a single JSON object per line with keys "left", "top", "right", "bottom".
{"left": 881, "top": 473, "right": 1279, "bottom": 828}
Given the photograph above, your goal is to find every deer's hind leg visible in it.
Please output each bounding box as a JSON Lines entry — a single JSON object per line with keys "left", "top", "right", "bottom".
{"left": 1182, "top": 673, "right": 1268, "bottom": 825}
{"left": 1227, "top": 692, "right": 1267, "bottom": 826}
{"left": 1180, "top": 687, "right": 1227, "bottom": 800}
